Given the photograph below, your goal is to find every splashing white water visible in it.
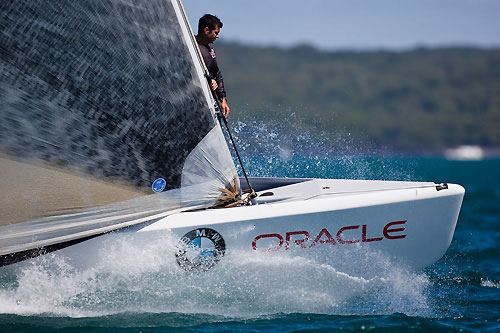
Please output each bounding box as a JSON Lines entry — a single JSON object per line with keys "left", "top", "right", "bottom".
{"left": 227, "top": 113, "right": 420, "bottom": 181}
{"left": 481, "top": 278, "right": 500, "bottom": 289}
{"left": 0, "top": 229, "right": 433, "bottom": 318}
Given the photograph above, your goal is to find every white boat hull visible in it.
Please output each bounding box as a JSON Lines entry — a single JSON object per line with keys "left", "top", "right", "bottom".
{"left": 4, "top": 178, "right": 464, "bottom": 272}
{"left": 141, "top": 179, "right": 463, "bottom": 271}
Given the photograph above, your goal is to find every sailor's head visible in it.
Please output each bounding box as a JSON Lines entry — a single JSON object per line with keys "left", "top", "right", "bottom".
{"left": 198, "top": 14, "right": 223, "bottom": 43}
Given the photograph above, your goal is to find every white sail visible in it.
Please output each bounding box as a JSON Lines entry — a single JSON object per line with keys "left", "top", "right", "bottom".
{"left": 0, "top": 0, "right": 238, "bottom": 265}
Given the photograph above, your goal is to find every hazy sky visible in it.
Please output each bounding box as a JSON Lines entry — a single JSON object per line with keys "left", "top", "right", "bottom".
{"left": 183, "top": 0, "right": 500, "bottom": 50}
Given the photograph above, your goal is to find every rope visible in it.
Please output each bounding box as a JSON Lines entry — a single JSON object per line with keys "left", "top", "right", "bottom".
{"left": 223, "top": 189, "right": 256, "bottom": 208}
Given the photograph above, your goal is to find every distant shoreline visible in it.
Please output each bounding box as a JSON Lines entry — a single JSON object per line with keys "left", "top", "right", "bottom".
{"left": 217, "top": 43, "right": 500, "bottom": 151}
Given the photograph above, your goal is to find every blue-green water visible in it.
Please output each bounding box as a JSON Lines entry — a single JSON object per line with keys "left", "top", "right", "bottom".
{"left": 1, "top": 157, "right": 499, "bottom": 332}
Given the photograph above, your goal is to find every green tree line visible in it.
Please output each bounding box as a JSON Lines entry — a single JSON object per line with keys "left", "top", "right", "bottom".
{"left": 216, "top": 43, "right": 500, "bottom": 151}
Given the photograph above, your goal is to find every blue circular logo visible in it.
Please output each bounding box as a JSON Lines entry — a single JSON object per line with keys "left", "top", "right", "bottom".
{"left": 152, "top": 178, "right": 166, "bottom": 192}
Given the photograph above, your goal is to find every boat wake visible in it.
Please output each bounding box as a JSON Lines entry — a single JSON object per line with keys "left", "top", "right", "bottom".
{"left": 0, "top": 229, "right": 433, "bottom": 318}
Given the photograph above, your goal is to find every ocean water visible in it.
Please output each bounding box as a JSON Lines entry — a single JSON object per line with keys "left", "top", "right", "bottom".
{"left": 1, "top": 152, "right": 499, "bottom": 332}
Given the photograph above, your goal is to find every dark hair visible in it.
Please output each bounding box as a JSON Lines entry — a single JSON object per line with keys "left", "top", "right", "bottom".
{"left": 197, "top": 14, "right": 223, "bottom": 35}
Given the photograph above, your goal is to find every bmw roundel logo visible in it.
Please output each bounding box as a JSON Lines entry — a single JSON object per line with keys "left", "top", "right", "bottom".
{"left": 176, "top": 228, "right": 226, "bottom": 271}
{"left": 152, "top": 178, "right": 166, "bottom": 192}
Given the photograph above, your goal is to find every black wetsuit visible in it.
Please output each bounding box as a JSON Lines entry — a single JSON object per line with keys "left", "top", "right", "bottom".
{"left": 197, "top": 41, "right": 226, "bottom": 101}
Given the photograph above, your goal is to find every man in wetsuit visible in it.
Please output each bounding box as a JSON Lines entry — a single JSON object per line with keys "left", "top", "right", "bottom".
{"left": 196, "top": 14, "right": 230, "bottom": 118}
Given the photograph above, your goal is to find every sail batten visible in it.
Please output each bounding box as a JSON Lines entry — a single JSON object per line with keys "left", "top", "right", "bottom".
{"left": 0, "top": 0, "right": 238, "bottom": 263}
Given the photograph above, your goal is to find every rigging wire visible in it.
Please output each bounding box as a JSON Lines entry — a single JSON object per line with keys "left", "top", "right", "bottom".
{"left": 213, "top": 95, "right": 256, "bottom": 200}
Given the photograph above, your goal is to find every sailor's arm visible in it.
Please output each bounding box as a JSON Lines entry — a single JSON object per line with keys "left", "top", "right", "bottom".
{"left": 208, "top": 79, "right": 229, "bottom": 118}
{"left": 220, "top": 97, "right": 230, "bottom": 118}
{"left": 215, "top": 69, "right": 229, "bottom": 117}
{"left": 210, "top": 79, "right": 218, "bottom": 91}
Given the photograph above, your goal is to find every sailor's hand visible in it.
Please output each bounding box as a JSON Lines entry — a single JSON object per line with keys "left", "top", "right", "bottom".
{"left": 221, "top": 98, "right": 230, "bottom": 118}
{"left": 210, "top": 79, "right": 218, "bottom": 91}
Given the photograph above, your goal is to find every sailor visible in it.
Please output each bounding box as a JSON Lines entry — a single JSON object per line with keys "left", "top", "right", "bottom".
{"left": 196, "top": 14, "right": 230, "bottom": 118}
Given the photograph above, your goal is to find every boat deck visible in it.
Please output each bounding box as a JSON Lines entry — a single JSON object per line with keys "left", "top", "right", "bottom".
{"left": 244, "top": 177, "right": 438, "bottom": 205}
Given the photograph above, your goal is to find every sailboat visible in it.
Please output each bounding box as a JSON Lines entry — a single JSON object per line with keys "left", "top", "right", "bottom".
{"left": 0, "top": 0, "right": 464, "bottom": 271}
